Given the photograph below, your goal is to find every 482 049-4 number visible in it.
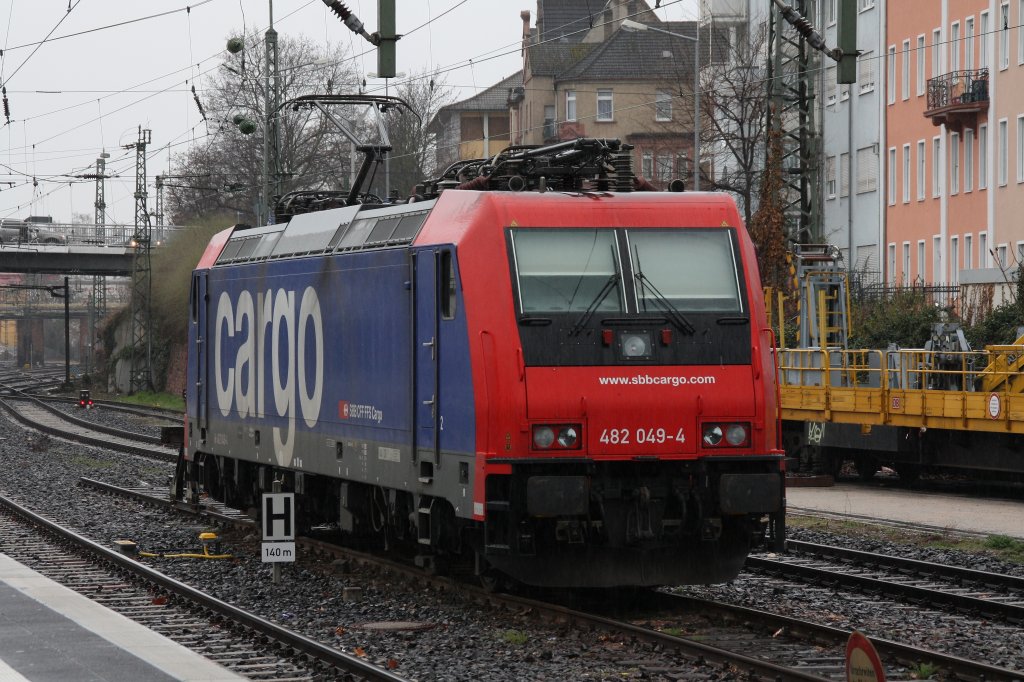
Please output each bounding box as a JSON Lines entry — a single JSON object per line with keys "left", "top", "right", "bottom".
{"left": 599, "top": 427, "right": 685, "bottom": 445}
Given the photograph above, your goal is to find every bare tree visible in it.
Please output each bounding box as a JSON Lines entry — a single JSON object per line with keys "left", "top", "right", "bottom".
{"left": 166, "top": 35, "right": 360, "bottom": 224}
{"left": 369, "top": 71, "right": 457, "bottom": 200}
{"left": 699, "top": 25, "right": 770, "bottom": 227}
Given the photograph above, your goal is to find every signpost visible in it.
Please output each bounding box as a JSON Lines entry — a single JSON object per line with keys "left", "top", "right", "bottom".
{"left": 845, "top": 630, "right": 886, "bottom": 681}
{"left": 261, "top": 483, "right": 295, "bottom": 582}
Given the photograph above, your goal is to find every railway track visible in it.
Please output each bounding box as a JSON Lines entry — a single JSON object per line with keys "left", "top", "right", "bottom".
{"left": 0, "top": 491, "right": 407, "bottom": 681}
{"left": 84, "top": 479, "right": 1024, "bottom": 681}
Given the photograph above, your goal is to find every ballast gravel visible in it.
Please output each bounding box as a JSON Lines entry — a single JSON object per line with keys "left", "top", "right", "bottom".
{"left": 3, "top": 401, "right": 1023, "bottom": 680}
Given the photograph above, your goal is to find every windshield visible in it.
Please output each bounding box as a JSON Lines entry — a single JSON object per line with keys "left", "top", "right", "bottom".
{"left": 511, "top": 229, "right": 623, "bottom": 313}
{"left": 628, "top": 230, "right": 743, "bottom": 313}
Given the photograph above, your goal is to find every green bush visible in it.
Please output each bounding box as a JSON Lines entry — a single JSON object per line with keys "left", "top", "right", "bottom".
{"left": 849, "top": 289, "right": 943, "bottom": 349}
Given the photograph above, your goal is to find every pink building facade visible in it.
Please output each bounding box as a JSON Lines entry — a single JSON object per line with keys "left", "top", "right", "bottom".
{"left": 885, "top": 0, "right": 1024, "bottom": 288}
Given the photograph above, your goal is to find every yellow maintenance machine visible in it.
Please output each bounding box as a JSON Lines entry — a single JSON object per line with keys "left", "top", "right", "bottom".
{"left": 771, "top": 245, "right": 1024, "bottom": 481}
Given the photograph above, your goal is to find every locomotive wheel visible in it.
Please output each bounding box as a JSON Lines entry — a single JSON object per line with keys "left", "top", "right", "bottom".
{"left": 478, "top": 570, "right": 508, "bottom": 593}
{"left": 854, "top": 454, "right": 879, "bottom": 481}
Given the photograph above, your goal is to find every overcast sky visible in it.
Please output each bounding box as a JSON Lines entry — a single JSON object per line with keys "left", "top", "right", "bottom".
{"left": 0, "top": 0, "right": 697, "bottom": 224}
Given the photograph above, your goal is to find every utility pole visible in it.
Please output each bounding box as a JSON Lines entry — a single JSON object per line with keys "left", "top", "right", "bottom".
{"left": 263, "top": 1, "right": 282, "bottom": 225}
{"left": 79, "top": 152, "right": 111, "bottom": 379}
{"left": 125, "top": 126, "right": 153, "bottom": 393}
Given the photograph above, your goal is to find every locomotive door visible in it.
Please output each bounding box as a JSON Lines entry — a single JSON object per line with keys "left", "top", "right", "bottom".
{"left": 187, "top": 271, "right": 209, "bottom": 432}
{"left": 413, "top": 249, "right": 441, "bottom": 467}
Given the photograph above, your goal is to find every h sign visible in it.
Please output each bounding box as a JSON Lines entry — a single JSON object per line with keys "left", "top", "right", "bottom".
{"left": 262, "top": 493, "right": 295, "bottom": 541}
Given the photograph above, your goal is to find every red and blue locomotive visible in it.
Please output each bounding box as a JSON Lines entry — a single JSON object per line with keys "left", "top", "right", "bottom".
{"left": 181, "top": 137, "right": 785, "bottom": 588}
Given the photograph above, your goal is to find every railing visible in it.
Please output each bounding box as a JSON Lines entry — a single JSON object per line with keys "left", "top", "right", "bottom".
{"left": 776, "top": 345, "right": 1024, "bottom": 434}
{"left": 926, "top": 68, "right": 989, "bottom": 111}
{"left": 0, "top": 223, "right": 184, "bottom": 249}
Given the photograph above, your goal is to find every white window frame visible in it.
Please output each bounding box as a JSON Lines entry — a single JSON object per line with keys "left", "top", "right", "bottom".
{"left": 826, "top": 155, "right": 837, "bottom": 198}
{"left": 934, "top": 235, "right": 943, "bottom": 284}
{"left": 999, "top": 243, "right": 1008, "bottom": 267}
{"left": 965, "top": 128, "right": 974, "bottom": 192}
{"left": 860, "top": 0, "right": 874, "bottom": 10}
{"left": 981, "top": 12, "right": 991, "bottom": 69}
{"left": 980, "top": 123, "right": 989, "bottom": 188}
{"left": 655, "top": 89, "right": 672, "bottom": 122}
{"left": 933, "top": 136, "right": 942, "bottom": 197}
{"left": 641, "top": 151, "right": 653, "bottom": 179}
{"left": 596, "top": 89, "right": 613, "bottom": 122}
{"left": 827, "top": 0, "right": 837, "bottom": 26}
{"left": 965, "top": 233, "right": 973, "bottom": 269}
{"left": 950, "top": 132, "right": 960, "bottom": 195}
{"left": 917, "top": 139, "right": 926, "bottom": 200}
{"left": 1017, "top": 241, "right": 1024, "bottom": 266}
{"left": 840, "top": 152, "right": 850, "bottom": 197}
{"left": 1018, "top": 115, "right": 1024, "bottom": 182}
{"left": 861, "top": 50, "right": 877, "bottom": 94}
{"left": 951, "top": 21, "right": 961, "bottom": 72}
{"left": 901, "top": 40, "right": 911, "bottom": 100}
{"left": 999, "top": 118, "right": 1009, "bottom": 186}
{"left": 917, "top": 35, "right": 926, "bottom": 95}
{"left": 826, "top": 66, "right": 837, "bottom": 106}
{"left": 902, "top": 242, "right": 911, "bottom": 285}
{"left": 1001, "top": 2, "right": 1010, "bottom": 70}
{"left": 886, "top": 46, "right": 896, "bottom": 102}
{"left": 902, "top": 144, "right": 911, "bottom": 203}
{"left": 857, "top": 146, "right": 877, "bottom": 194}
{"left": 980, "top": 232, "right": 989, "bottom": 267}
{"left": 932, "top": 28, "right": 942, "bottom": 77}
{"left": 951, "top": 236, "right": 960, "bottom": 284}
{"left": 565, "top": 90, "right": 577, "bottom": 122}
{"left": 888, "top": 147, "right": 897, "bottom": 205}
{"left": 966, "top": 17, "right": 975, "bottom": 71}
{"left": 917, "top": 240, "right": 926, "bottom": 282}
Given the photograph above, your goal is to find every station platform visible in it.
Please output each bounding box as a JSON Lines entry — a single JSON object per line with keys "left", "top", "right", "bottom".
{"left": 786, "top": 483, "right": 1024, "bottom": 539}
{"left": 0, "top": 553, "right": 244, "bottom": 681}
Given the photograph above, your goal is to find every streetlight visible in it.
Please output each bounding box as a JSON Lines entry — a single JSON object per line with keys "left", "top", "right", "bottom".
{"left": 621, "top": 19, "right": 701, "bottom": 191}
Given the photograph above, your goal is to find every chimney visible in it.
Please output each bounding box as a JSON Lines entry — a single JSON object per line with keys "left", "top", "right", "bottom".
{"left": 521, "top": 10, "right": 531, "bottom": 53}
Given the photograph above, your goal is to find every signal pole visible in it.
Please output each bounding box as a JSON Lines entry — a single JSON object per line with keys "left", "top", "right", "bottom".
{"left": 263, "top": 1, "right": 282, "bottom": 224}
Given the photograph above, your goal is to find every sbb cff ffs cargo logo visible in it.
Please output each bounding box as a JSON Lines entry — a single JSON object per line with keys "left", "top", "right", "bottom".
{"left": 213, "top": 287, "right": 324, "bottom": 466}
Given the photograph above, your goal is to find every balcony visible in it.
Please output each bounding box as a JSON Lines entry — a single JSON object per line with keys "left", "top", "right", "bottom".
{"left": 924, "top": 69, "right": 988, "bottom": 130}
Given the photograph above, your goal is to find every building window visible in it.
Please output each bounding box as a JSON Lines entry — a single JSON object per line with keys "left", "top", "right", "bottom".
{"left": 951, "top": 21, "right": 961, "bottom": 72}
{"left": 857, "top": 146, "right": 877, "bottom": 194}
{"left": 655, "top": 90, "right": 672, "bottom": 121}
{"left": 1019, "top": 0, "right": 1024, "bottom": 64}
{"left": 565, "top": 90, "right": 577, "bottom": 122}
{"left": 642, "top": 151, "right": 653, "bottom": 179}
{"left": 888, "top": 147, "right": 897, "bottom": 205}
{"left": 932, "top": 28, "right": 942, "bottom": 77}
{"left": 951, "top": 237, "right": 959, "bottom": 284}
{"left": 933, "top": 136, "right": 941, "bottom": 197}
{"left": 980, "top": 232, "right": 988, "bottom": 266}
{"left": 827, "top": 156, "right": 837, "bottom": 198}
{"left": 656, "top": 153, "right": 672, "bottom": 183}
{"left": 888, "top": 243, "right": 897, "bottom": 284}
{"left": 966, "top": 17, "right": 975, "bottom": 71}
{"left": 901, "top": 40, "right": 910, "bottom": 100}
{"left": 934, "top": 236, "right": 943, "bottom": 283}
{"left": 886, "top": 46, "right": 896, "bottom": 101}
{"left": 902, "top": 144, "right": 911, "bottom": 203}
{"left": 917, "top": 241, "right": 926, "bottom": 282}
{"left": 902, "top": 243, "right": 911, "bottom": 284}
{"left": 981, "top": 12, "right": 991, "bottom": 69}
{"left": 840, "top": 152, "right": 850, "bottom": 197}
{"left": 917, "top": 139, "right": 926, "bottom": 200}
{"left": 827, "top": 0, "right": 837, "bottom": 25}
{"left": 860, "top": 0, "right": 874, "bottom": 10}
{"left": 965, "top": 128, "right": 974, "bottom": 192}
{"left": 1018, "top": 115, "right": 1024, "bottom": 182}
{"left": 596, "top": 89, "right": 613, "bottom": 121}
{"left": 999, "top": 243, "right": 1008, "bottom": 267}
{"left": 950, "top": 132, "right": 960, "bottom": 195}
{"left": 965, "top": 233, "right": 973, "bottom": 268}
{"left": 916, "top": 35, "right": 926, "bottom": 95}
{"left": 860, "top": 50, "right": 876, "bottom": 93}
{"left": 1001, "top": 2, "right": 1010, "bottom": 69}
{"left": 826, "top": 66, "right": 837, "bottom": 106}
{"left": 999, "top": 118, "right": 1008, "bottom": 186}
{"left": 543, "top": 105, "right": 555, "bottom": 140}
{"left": 980, "top": 123, "right": 989, "bottom": 188}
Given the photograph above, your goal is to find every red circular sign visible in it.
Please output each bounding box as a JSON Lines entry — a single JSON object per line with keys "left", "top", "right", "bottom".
{"left": 988, "top": 393, "right": 1002, "bottom": 420}
{"left": 846, "top": 631, "right": 886, "bottom": 682}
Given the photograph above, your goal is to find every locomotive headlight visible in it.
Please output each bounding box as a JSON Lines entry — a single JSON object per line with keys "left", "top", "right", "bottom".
{"left": 725, "top": 423, "right": 749, "bottom": 446}
{"left": 702, "top": 425, "right": 724, "bottom": 446}
{"left": 557, "top": 426, "right": 578, "bottom": 448}
{"left": 533, "top": 426, "right": 555, "bottom": 449}
{"left": 619, "top": 331, "right": 652, "bottom": 359}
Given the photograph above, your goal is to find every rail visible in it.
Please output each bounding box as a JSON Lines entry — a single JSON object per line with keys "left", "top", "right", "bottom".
{"left": 777, "top": 346, "right": 1024, "bottom": 434}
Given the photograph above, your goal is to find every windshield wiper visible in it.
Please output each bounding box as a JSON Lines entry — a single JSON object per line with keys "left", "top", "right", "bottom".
{"left": 634, "top": 248, "right": 695, "bottom": 335}
{"left": 569, "top": 271, "right": 620, "bottom": 336}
